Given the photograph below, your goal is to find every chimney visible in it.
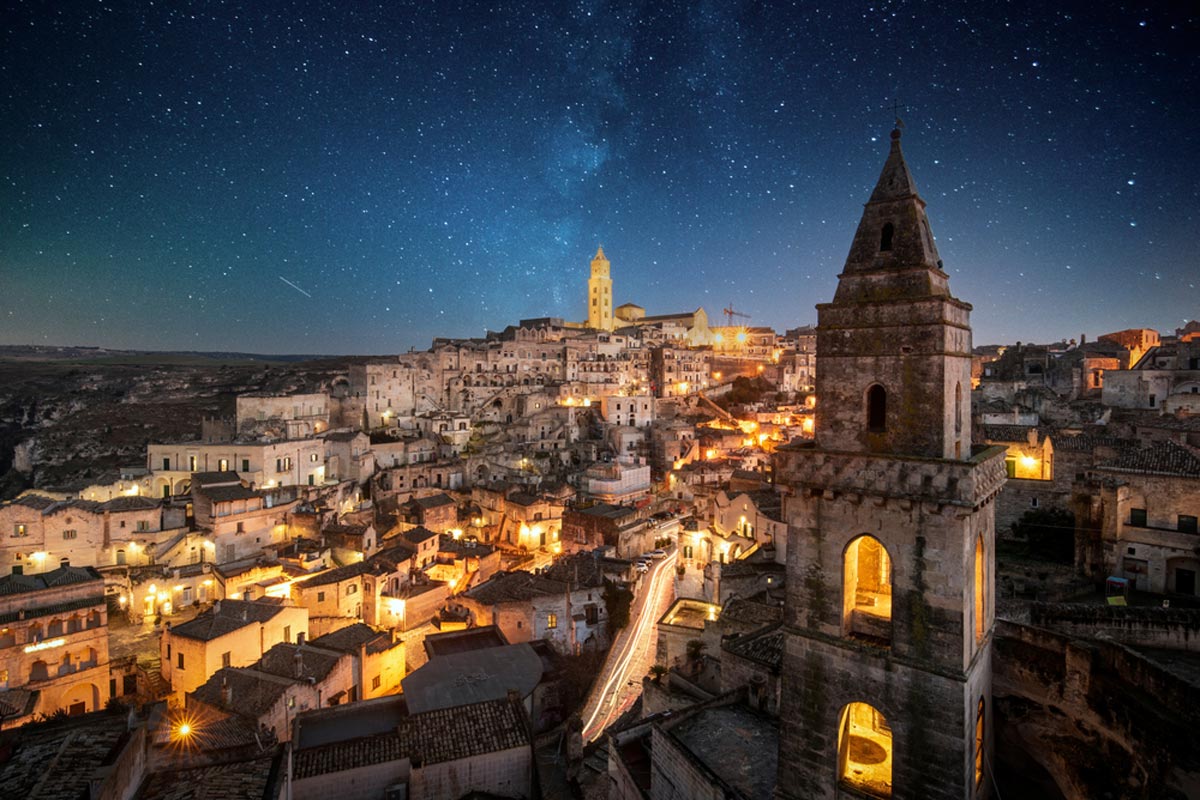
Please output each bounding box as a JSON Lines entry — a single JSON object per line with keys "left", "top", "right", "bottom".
{"left": 1081, "top": 333, "right": 1086, "bottom": 345}
{"left": 296, "top": 632, "right": 305, "bottom": 646}
{"left": 293, "top": 649, "right": 304, "bottom": 679}
{"left": 214, "top": 600, "right": 222, "bottom": 615}
{"left": 242, "top": 608, "right": 248, "bottom": 621}
{"left": 221, "top": 676, "right": 233, "bottom": 709}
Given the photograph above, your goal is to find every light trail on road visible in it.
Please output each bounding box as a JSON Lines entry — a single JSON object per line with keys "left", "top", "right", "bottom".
{"left": 582, "top": 550, "right": 677, "bottom": 741}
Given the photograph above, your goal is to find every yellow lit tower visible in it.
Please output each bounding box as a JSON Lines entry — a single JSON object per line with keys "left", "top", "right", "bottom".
{"left": 772, "top": 126, "right": 1006, "bottom": 799}
{"left": 587, "top": 246, "right": 614, "bottom": 332}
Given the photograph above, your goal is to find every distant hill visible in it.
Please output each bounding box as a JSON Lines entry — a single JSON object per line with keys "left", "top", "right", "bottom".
{"left": 0, "top": 345, "right": 335, "bottom": 364}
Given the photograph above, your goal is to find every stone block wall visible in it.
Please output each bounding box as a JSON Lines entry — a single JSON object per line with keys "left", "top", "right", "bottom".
{"left": 1030, "top": 603, "right": 1200, "bottom": 651}
{"left": 774, "top": 633, "right": 991, "bottom": 800}
{"left": 992, "top": 619, "right": 1200, "bottom": 799}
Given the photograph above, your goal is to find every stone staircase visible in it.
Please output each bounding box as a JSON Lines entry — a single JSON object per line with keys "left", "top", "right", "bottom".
{"left": 138, "top": 655, "right": 170, "bottom": 700}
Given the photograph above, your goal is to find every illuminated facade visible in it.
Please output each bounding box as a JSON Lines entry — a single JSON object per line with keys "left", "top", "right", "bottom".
{"left": 774, "top": 128, "right": 1006, "bottom": 799}
{"left": 0, "top": 564, "right": 111, "bottom": 719}
{"left": 587, "top": 246, "right": 614, "bottom": 332}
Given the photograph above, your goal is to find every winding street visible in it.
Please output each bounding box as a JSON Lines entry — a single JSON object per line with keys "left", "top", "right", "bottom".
{"left": 581, "top": 549, "right": 678, "bottom": 741}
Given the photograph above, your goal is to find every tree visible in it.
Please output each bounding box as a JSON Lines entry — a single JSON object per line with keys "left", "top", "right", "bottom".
{"left": 1011, "top": 507, "right": 1075, "bottom": 564}
{"left": 650, "top": 664, "right": 668, "bottom": 683}
{"left": 603, "top": 579, "right": 633, "bottom": 632}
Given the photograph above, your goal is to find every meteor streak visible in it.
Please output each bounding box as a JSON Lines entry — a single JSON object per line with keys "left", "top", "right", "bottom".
{"left": 278, "top": 276, "right": 312, "bottom": 297}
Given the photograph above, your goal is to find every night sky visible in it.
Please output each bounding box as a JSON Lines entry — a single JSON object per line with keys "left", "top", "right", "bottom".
{"left": 2, "top": 2, "right": 1197, "bottom": 355}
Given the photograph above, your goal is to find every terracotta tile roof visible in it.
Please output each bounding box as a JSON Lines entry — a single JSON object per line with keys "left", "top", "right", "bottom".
{"left": 1050, "top": 433, "right": 1134, "bottom": 453}
{"left": 135, "top": 756, "right": 279, "bottom": 799}
{"left": 292, "top": 695, "right": 529, "bottom": 779}
{"left": 252, "top": 643, "right": 342, "bottom": 684}
{"left": 168, "top": 599, "right": 287, "bottom": 642}
{"left": 0, "top": 565, "right": 103, "bottom": 596}
{"left": 0, "top": 594, "right": 104, "bottom": 625}
{"left": 99, "top": 495, "right": 161, "bottom": 512}
{"left": 0, "top": 712, "right": 129, "bottom": 800}
{"left": 411, "top": 493, "right": 455, "bottom": 510}
{"left": 719, "top": 597, "right": 784, "bottom": 628}
{"left": 722, "top": 622, "right": 784, "bottom": 671}
{"left": 402, "top": 526, "right": 440, "bottom": 544}
{"left": 7, "top": 494, "right": 56, "bottom": 511}
{"left": 294, "top": 560, "right": 378, "bottom": 589}
{"left": 1096, "top": 440, "right": 1200, "bottom": 478}
{"left": 190, "top": 667, "right": 297, "bottom": 719}
{"left": 202, "top": 485, "right": 261, "bottom": 503}
{"left": 309, "top": 623, "right": 388, "bottom": 654}
{"left": 979, "top": 424, "right": 1036, "bottom": 444}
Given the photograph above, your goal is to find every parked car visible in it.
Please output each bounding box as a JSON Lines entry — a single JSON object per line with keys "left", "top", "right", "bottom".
{"left": 634, "top": 560, "right": 649, "bottom": 574}
{"left": 645, "top": 549, "right": 667, "bottom": 560}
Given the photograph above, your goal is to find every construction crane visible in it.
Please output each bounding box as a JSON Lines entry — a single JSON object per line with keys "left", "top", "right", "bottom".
{"left": 723, "top": 305, "right": 751, "bottom": 326}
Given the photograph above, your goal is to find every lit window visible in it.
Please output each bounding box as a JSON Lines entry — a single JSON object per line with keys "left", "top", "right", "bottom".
{"left": 546, "top": 613, "right": 558, "bottom": 630}
{"left": 843, "top": 535, "right": 892, "bottom": 646}
{"left": 975, "top": 697, "right": 985, "bottom": 787}
{"left": 837, "top": 702, "right": 892, "bottom": 797}
{"left": 974, "top": 534, "right": 986, "bottom": 646}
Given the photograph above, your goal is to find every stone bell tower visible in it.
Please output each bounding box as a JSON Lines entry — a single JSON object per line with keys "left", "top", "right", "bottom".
{"left": 587, "top": 246, "right": 613, "bottom": 332}
{"left": 773, "top": 128, "right": 1007, "bottom": 799}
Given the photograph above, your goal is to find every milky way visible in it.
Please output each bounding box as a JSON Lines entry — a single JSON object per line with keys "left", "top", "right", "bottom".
{"left": 1, "top": 2, "right": 1196, "bottom": 353}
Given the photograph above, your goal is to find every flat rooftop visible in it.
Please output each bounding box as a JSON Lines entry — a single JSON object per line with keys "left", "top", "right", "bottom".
{"left": 669, "top": 704, "right": 778, "bottom": 800}
{"left": 659, "top": 598, "right": 720, "bottom": 630}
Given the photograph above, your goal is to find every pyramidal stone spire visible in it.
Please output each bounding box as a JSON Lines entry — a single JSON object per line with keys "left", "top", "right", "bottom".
{"left": 816, "top": 127, "right": 973, "bottom": 460}
{"left": 835, "top": 127, "right": 946, "bottom": 304}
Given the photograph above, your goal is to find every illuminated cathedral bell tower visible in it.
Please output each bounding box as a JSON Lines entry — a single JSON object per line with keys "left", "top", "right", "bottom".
{"left": 587, "top": 245, "right": 614, "bottom": 332}
{"left": 772, "top": 127, "right": 1007, "bottom": 800}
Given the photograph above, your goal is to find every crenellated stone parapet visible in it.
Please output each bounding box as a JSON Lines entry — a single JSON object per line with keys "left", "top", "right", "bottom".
{"left": 774, "top": 441, "right": 1007, "bottom": 510}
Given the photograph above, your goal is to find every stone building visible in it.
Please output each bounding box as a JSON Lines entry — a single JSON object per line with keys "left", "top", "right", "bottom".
{"left": 460, "top": 552, "right": 609, "bottom": 655}
{"left": 0, "top": 564, "right": 110, "bottom": 717}
{"left": 289, "top": 693, "right": 534, "bottom": 800}
{"left": 587, "top": 245, "right": 614, "bottom": 332}
{"left": 772, "top": 128, "right": 1006, "bottom": 799}
{"left": 160, "top": 597, "right": 308, "bottom": 695}
{"left": 1073, "top": 440, "right": 1200, "bottom": 597}
{"left": 235, "top": 392, "right": 330, "bottom": 439}
{"left": 1102, "top": 332, "right": 1200, "bottom": 412}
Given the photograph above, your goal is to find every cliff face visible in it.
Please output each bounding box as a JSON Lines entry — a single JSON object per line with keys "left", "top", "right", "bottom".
{"left": 0, "top": 350, "right": 347, "bottom": 498}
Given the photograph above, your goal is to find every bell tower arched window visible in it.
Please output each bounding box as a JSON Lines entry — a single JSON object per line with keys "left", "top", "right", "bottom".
{"left": 955, "top": 382, "right": 963, "bottom": 434}
{"left": 843, "top": 535, "right": 892, "bottom": 646}
{"left": 838, "top": 702, "right": 893, "bottom": 797}
{"left": 880, "top": 223, "right": 894, "bottom": 252}
{"left": 974, "top": 534, "right": 985, "bottom": 646}
{"left": 866, "top": 384, "right": 887, "bottom": 433}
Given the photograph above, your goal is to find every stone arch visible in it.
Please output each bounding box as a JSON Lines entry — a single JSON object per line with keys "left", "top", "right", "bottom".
{"left": 842, "top": 535, "right": 892, "bottom": 645}
{"left": 60, "top": 682, "right": 100, "bottom": 715}
{"left": 47, "top": 618, "right": 64, "bottom": 637}
{"left": 837, "top": 701, "right": 893, "bottom": 797}
{"left": 866, "top": 384, "right": 887, "bottom": 433}
{"left": 29, "top": 660, "right": 49, "bottom": 682}
{"left": 173, "top": 479, "right": 191, "bottom": 495}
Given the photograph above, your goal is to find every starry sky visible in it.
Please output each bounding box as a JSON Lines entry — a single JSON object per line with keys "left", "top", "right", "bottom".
{"left": 1, "top": 1, "right": 1197, "bottom": 355}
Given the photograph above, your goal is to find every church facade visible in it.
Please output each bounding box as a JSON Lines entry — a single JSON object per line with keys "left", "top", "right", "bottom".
{"left": 773, "top": 128, "right": 1007, "bottom": 799}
